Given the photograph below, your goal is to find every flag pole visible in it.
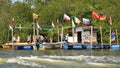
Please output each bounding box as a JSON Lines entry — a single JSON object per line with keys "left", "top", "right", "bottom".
{"left": 36, "top": 22, "right": 39, "bottom": 35}
{"left": 57, "top": 26, "right": 59, "bottom": 42}
{"left": 50, "top": 29, "right": 53, "bottom": 43}
{"left": 116, "top": 29, "right": 119, "bottom": 44}
{"left": 11, "top": 27, "right": 14, "bottom": 49}
{"left": 100, "top": 26, "right": 103, "bottom": 48}
{"left": 60, "top": 27, "right": 63, "bottom": 49}
{"left": 32, "top": 18, "right": 36, "bottom": 43}
{"left": 32, "top": 13, "right": 39, "bottom": 43}
{"left": 109, "top": 16, "right": 112, "bottom": 47}
{"left": 72, "top": 26, "right": 75, "bottom": 44}
{"left": 18, "top": 24, "right": 21, "bottom": 43}
{"left": 90, "top": 26, "right": 93, "bottom": 48}
{"left": 7, "top": 28, "right": 10, "bottom": 43}
{"left": 110, "top": 26, "right": 112, "bottom": 47}
{"left": 72, "top": 19, "right": 75, "bottom": 44}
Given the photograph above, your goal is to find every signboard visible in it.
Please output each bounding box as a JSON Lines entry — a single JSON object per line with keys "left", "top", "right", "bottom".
{"left": 82, "top": 31, "right": 97, "bottom": 43}
{"left": 68, "top": 37, "right": 77, "bottom": 43}
{"left": 82, "top": 31, "right": 90, "bottom": 43}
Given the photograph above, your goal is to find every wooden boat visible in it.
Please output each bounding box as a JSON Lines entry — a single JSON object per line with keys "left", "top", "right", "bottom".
{"left": 2, "top": 42, "right": 33, "bottom": 49}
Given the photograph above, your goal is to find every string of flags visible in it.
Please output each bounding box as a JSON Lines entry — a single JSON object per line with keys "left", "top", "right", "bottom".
{"left": 63, "top": 13, "right": 90, "bottom": 26}
{"left": 51, "top": 11, "right": 109, "bottom": 28}
{"left": 9, "top": 11, "right": 112, "bottom": 30}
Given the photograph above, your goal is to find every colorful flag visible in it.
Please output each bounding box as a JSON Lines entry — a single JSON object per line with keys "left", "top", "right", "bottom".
{"left": 9, "top": 25, "right": 13, "bottom": 31}
{"left": 52, "top": 22, "right": 55, "bottom": 28}
{"left": 111, "top": 31, "right": 115, "bottom": 42}
{"left": 92, "top": 11, "right": 106, "bottom": 20}
{"left": 74, "top": 16, "right": 81, "bottom": 24}
{"left": 99, "top": 14, "right": 106, "bottom": 20}
{"left": 11, "top": 18, "right": 15, "bottom": 24}
{"left": 33, "top": 13, "right": 39, "bottom": 19}
{"left": 63, "top": 14, "right": 70, "bottom": 21}
{"left": 92, "top": 11, "right": 100, "bottom": 19}
{"left": 72, "top": 19, "right": 75, "bottom": 28}
{"left": 37, "top": 23, "right": 41, "bottom": 30}
{"left": 82, "top": 18, "right": 90, "bottom": 25}
{"left": 109, "top": 16, "right": 112, "bottom": 25}
{"left": 56, "top": 19, "right": 59, "bottom": 26}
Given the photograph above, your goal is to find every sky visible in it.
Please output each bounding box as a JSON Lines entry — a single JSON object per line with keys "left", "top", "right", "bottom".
{"left": 12, "top": 0, "right": 23, "bottom": 3}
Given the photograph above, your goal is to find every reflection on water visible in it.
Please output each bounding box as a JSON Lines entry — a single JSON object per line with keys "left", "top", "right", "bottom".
{"left": 0, "top": 49, "right": 120, "bottom": 68}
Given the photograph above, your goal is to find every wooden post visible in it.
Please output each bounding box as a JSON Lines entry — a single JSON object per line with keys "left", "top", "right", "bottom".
{"left": 33, "top": 23, "right": 35, "bottom": 36}
{"left": 90, "top": 26, "right": 93, "bottom": 47}
{"left": 19, "top": 24, "right": 21, "bottom": 42}
{"left": 8, "top": 29, "right": 10, "bottom": 43}
{"left": 60, "top": 27, "right": 63, "bottom": 49}
{"left": 11, "top": 28, "right": 14, "bottom": 49}
{"left": 32, "top": 22, "right": 36, "bottom": 43}
{"left": 36, "top": 22, "right": 39, "bottom": 35}
{"left": 50, "top": 29, "right": 53, "bottom": 43}
{"left": 72, "top": 27, "right": 75, "bottom": 44}
{"left": 110, "top": 27, "right": 111, "bottom": 47}
{"left": 57, "top": 26, "right": 59, "bottom": 42}
{"left": 72, "top": 19, "right": 75, "bottom": 44}
{"left": 100, "top": 26, "right": 103, "bottom": 48}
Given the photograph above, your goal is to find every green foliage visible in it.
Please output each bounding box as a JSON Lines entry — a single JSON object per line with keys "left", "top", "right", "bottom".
{"left": 0, "top": 0, "right": 120, "bottom": 44}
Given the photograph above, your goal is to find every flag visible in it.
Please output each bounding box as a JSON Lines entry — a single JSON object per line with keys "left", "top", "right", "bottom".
{"left": 99, "top": 14, "right": 106, "bottom": 20}
{"left": 109, "top": 16, "right": 112, "bottom": 25}
{"left": 37, "top": 23, "right": 41, "bottom": 30}
{"left": 92, "top": 11, "right": 106, "bottom": 20}
{"left": 92, "top": 11, "right": 100, "bottom": 19}
{"left": 72, "top": 19, "right": 75, "bottom": 28}
{"left": 56, "top": 19, "right": 59, "bottom": 26}
{"left": 74, "top": 16, "right": 81, "bottom": 24}
{"left": 11, "top": 18, "right": 15, "bottom": 24}
{"left": 63, "top": 14, "right": 70, "bottom": 21}
{"left": 33, "top": 13, "right": 39, "bottom": 19}
{"left": 52, "top": 22, "right": 55, "bottom": 28}
{"left": 9, "top": 25, "right": 13, "bottom": 31}
{"left": 111, "top": 31, "right": 115, "bottom": 42}
{"left": 82, "top": 18, "right": 90, "bottom": 25}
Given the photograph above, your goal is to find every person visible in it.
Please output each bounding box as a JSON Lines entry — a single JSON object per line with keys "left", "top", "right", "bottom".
{"left": 111, "top": 30, "right": 116, "bottom": 42}
{"left": 36, "top": 35, "right": 40, "bottom": 50}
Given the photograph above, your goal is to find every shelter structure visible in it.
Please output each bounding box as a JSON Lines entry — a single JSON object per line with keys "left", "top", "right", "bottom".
{"left": 67, "top": 26, "right": 99, "bottom": 45}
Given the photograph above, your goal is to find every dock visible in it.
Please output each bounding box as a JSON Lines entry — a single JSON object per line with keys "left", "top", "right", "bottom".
{"left": 1, "top": 42, "right": 120, "bottom": 50}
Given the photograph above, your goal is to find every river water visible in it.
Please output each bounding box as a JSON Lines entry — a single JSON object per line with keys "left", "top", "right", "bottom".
{"left": 0, "top": 49, "right": 120, "bottom": 68}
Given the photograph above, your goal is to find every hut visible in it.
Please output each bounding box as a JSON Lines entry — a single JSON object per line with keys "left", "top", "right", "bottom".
{"left": 66, "top": 26, "right": 101, "bottom": 49}
{"left": 75, "top": 26, "right": 98, "bottom": 44}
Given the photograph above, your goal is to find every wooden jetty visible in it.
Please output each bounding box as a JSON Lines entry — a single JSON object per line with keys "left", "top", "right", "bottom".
{"left": 1, "top": 25, "right": 120, "bottom": 50}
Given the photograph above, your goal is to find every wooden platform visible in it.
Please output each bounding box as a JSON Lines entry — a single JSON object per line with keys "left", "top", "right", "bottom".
{"left": 3, "top": 42, "right": 33, "bottom": 46}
